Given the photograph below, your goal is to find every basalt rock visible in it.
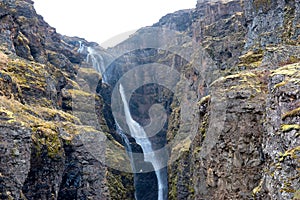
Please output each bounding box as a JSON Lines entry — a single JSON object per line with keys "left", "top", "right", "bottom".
{"left": 0, "top": 0, "right": 132, "bottom": 199}
{"left": 0, "top": 0, "right": 299, "bottom": 199}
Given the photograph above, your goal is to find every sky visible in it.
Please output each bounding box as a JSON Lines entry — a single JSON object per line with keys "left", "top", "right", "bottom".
{"left": 32, "top": 0, "right": 197, "bottom": 48}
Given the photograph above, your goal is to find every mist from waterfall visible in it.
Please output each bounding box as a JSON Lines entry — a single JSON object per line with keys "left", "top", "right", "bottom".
{"left": 119, "top": 84, "right": 167, "bottom": 200}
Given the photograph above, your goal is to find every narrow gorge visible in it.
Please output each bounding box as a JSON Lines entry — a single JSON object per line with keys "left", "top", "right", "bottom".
{"left": 0, "top": 0, "right": 299, "bottom": 200}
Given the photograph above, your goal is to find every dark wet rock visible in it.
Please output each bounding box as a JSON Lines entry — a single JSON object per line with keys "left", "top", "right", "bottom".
{"left": 0, "top": 0, "right": 299, "bottom": 199}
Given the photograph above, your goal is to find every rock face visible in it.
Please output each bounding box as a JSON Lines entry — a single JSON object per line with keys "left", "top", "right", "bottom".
{"left": 156, "top": 0, "right": 300, "bottom": 199}
{"left": 105, "top": 0, "right": 300, "bottom": 199}
{"left": 0, "top": 0, "right": 299, "bottom": 200}
{"left": 0, "top": 0, "right": 132, "bottom": 199}
{"left": 0, "top": 125, "right": 31, "bottom": 199}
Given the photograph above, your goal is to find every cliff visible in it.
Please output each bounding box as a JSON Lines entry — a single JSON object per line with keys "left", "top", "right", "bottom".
{"left": 0, "top": 0, "right": 133, "bottom": 199}
{"left": 0, "top": 0, "right": 299, "bottom": 200}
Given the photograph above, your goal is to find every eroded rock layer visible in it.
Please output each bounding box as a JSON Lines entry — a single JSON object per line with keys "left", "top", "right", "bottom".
{"left": 0, "top": 0, "right": 299, "bottom": 200}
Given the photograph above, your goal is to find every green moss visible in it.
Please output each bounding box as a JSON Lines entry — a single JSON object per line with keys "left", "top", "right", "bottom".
{"left": 106, "top": 169, "right": 134, "bottom": 200}
{"left": 199, "top": 112, "right": 209, "bottom": 141}
{"left": 168, "top": 150, "right": 192, "bottom": 199}
{"left": 282, "top": 107, "right": 300, "bottom": 120}
{"left": 31, "top": 125, "right": 62, "bottom": 159}
{"left": 169, "top": 174, "right": 178, "bottom": 199}
{"left": 0, "top": 96, "right": 87, "bottom": 158}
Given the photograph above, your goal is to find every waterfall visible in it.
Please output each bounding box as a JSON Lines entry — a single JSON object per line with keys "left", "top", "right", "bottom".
{"left": 77, "top": 41, "right": 85, "bottom": 53}
{"left": 115, "top": 122, "right": 136, "bottom": 173}
{"left": 119, "top": 84, "right": 166, "bottom": 200}
{"left": 115, "top": 122, "right": 139, "bottom": 199}
{"left": 86, "top": 47, "right": 107, "bottom": 83}
{"left": 77, "top": 41, "right": 168, "bottom": 199}
{"left": 77, "top": 41, "right": 107, "bottom": 83}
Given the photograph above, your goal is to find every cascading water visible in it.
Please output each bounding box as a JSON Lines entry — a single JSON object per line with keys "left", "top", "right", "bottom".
{"left": 115, "top": 122, "right": 140, "bottom": 200}
{"left": 77, "top": 41, "right": 168, "bottom": 199}
{"left": 77, "top": 41, "right": 85, "bottom": 53}
{"left": 77, "top": 42, "right": 107, "bottom": 83}
{"left": 115, "top": 122, "right": 136, "bottom": 173}
{"left": 86, "top": 47, "right": 107, "bottom": 82}
{"left": 119, "top": 84, "right": 167, "bottom": 200}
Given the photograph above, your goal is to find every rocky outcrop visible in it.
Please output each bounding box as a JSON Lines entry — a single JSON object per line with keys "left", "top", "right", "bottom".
{"left": 0, "top": 0, "right": 299, "bottom": 199}
{"left": 0, "top": 124, "right": 31, "bottom": 199}
{"left": 0, "top": 0, "right": 133, "bottom": 199}
{"left": 146, "top": 0, "right": 300, "bottom": 199}
{"left": 262, "top": 64, "right": 300, "bottom": 200}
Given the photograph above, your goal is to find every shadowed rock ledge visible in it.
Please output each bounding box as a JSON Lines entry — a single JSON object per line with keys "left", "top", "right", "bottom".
{"left": 0, "top": 0, "right": 299, "bottom": 200}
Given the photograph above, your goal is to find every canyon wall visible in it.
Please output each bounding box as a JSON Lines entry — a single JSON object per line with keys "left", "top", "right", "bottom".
{"left": 0, "top": 0, "right": 299, "bottom": 200}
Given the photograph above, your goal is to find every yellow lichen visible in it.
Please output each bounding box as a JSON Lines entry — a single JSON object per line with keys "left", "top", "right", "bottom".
{"left": 0, "top": 107, "right": 15, "bottom": 123}
{"left": 272, "top": 63, "right": 300, "bottom": 77}
{"left": 252, "top": 178, "right": 264, "bottom": 197}
{"left": 37, "top": 106, "right": 80, "bottom": 124}
{"left": 239, "top": 50, "right": 263, "bottom": 68}
{"left": 282, "top": 107, "right": 300, "bottom": 120}
{"left": 294, "top": 190, "right": 300, "bottom": 200}
{"left": 0, "top": 96, "right": 89, "bottom": 158}
{"left": 78, "top": 67, "right": 99, "bottom": 75}
{"left": 68, "top": 89, "right": 94, "bottom": 98}
{"left": 281, "top": 124, "right": 300, "bottom": 132}
{"left": 279, "top": 146, "right": 300, "bottom": 162}
{"left": 6, "top": 59, "right": 47, "bottom": 90}
{"left": 197, "top": 95, "right": 211, "bottom": 106}
{"left": 274, "top": 81, "right": 287, "bottom": 89}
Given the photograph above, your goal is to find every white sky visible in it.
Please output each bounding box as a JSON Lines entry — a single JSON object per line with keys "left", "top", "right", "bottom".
{"left": 32, "top": 0, "right": 197, "bottom": 48}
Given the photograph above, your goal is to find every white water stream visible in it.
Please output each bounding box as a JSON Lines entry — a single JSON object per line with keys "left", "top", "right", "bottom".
{"left": 119, "top": 84, "right": 165, "bottom": 200}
